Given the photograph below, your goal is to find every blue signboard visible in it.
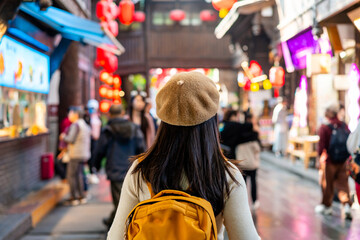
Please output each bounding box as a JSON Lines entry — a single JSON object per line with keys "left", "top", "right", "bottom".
{"left": 0, "top": 35, "right": 50, "bottom": 94}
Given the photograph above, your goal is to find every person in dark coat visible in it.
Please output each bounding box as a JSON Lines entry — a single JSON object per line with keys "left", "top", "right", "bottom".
{"left": 93, "top": 104, "right": 146, "bottom": 228}
{"left": 219, "top": 110, "right": 257, "bottom": 159}
{"left": 220, "top": 110, "right": 261, "bottom": 210}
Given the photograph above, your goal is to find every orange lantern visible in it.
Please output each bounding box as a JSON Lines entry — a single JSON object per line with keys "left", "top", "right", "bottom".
{"left": 212, "top": 0, "right": 236, "bottom": 11}
{"left": 106, "top": 75, "right": 114, "bottom": 85}
{"left": 113, "top": 89, "right": 120, "bottom": 97}
{"left": 100, "top": 70, "right": 110, "bottom": 82}
{"left": 106, "top": 89, "right": 114, "bottom": 99}
{"left": 113, "top": 75, "right": 122, "bottom": 86}
{"left": 99, "top": 85, "right": 108, "bottom": 98}
{"left": 119, "top": 0, "right": 135, "bottom": 25}
{"left": 100, "top": 100, "right": 112, "bottom": 113}
{"left": 269, "top": 66, "right": 285, "bottom": 87}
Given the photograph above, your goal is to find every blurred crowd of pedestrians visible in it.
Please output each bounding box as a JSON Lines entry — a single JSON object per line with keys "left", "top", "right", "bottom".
{"left": 56, "top": 91, "right": 156, "bottom": 228}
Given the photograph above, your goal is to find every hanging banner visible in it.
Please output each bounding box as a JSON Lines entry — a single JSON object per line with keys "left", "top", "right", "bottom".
{"left": 0, "top": 35, "right": 50, "bottom": 94}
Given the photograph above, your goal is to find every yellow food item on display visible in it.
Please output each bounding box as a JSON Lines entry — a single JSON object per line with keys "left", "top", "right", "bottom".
{"left": 9, "top": 126, "right": 18, "bottom": 138}
{"left": 0, "top": 52, "right": 4, "bottom": 74}
{"left": 0, "top": 128, "right": 10, "bottom": 138}
{"left": 31, "top": 125, "right": 39, "bottom": 135}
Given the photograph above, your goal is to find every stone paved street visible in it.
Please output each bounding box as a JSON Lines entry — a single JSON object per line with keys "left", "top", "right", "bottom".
{"left": 21, "top": 158, "right": 360, "bottom": 240}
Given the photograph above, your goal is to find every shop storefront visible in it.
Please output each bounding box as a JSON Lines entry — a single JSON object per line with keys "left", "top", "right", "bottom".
{"left": 0, "top": 1, "right": 123, "bottom": 207}
{"left": 0, "top": 34, "right": 50, "bottom": 207}
{"left": 274, "top": 0, "right": 360, "bottom": 168}
{"left": 0, "top": 35, "right": 49, "bottom": 138}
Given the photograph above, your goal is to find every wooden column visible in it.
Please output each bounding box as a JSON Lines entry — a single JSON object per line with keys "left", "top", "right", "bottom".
{"left": 58, "top": 42, "right": 81, "bottom": 124}
{"left": 308, "top": 75, "right": 317, "bottom": 135}
{"left": 356, "top": 30, "right": 360, "bottom": 120}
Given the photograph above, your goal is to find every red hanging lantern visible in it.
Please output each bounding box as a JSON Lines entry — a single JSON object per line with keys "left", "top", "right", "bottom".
{"left": 103, "top": 53, "right": 118, "bottom": 73}
{"left": 269, "top": 66, "right": 285, "bottom": 87}
{"left": 200, "top": 10, "right": 217, "bottom": 22}
{"left": 100, "top": 70, "right": 110, "bottom": 82}
{"left": 94, "top": 60, "right": 101, "bottom": 68}
{"left": 274, "top": 88, "right": 280, "bottom": 98}
{"left": 109, "top": 2, "right": 119, "bottom": 19}
{"left": 133, "top": 11, "right": 146, "bottom": 23}
{"left": 113, "top": 75, "right": 122, "bottom": 86}
{"left": 170, "top": 9, "right": 186, "bottom": 22}
{"left": 212, "top": 0, "right": 236, "bottom": 11}
{"left": 100, "top": 20, "right": 109, "bottom": 30}
{"left": 96, "top": 48, "right": 106, "bottom": 66}
{"left": 107, "top": 20, "right": 119, "bottom": 37}
{"left": 100, "top": 100, "right": 112, "bottom": 113}
{"left": 119, "top": 0, "right": 135, "bottom": 25}
{"left": 96, "top": 1, "right": 112, "bottom": 21}
{"left": 99, "top": 85, "right": 109, "bottom": 98}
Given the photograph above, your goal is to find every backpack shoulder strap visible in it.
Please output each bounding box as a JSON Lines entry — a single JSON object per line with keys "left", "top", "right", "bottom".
{"left": 146, "top": 182, "right": 155, "bottom": 198}
{"left": 327, "top": 123, "right": 335, "bottom": 130}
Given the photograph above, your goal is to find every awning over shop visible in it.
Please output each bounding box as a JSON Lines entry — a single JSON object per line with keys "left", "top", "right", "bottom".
{"left": 215, "top": 0, "right": 275, "bottom": 39}
{"left": 7, "top": 27, "right": 50, "bottom": 52}
{"left": 19, "top": 2, "right": 124, "bottom": 55}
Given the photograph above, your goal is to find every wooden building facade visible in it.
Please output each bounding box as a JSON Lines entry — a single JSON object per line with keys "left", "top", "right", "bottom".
{"left": 116, "top": 0, "right": 233, "bottom": 77}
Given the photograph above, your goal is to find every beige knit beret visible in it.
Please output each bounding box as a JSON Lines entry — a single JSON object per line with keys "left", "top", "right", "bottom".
{"left": 156, "top": 71, "right": 220, "bottom": 126}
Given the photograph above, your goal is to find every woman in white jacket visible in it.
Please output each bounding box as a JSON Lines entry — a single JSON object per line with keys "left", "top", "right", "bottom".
{"left": 107, "top": 72, "right": 260, "bottom": 240}
{"left": 346, "top": 122, "right": 360, "bottom": 204}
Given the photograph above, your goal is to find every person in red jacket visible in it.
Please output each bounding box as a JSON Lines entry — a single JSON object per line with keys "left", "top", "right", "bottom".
{"left": 315, "top": 105, "right": 352, "bottom": 220}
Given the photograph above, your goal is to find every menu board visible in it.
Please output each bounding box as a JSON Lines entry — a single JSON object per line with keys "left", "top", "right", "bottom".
{"left": 0, "top": 35, "right": 50, "bottom": 94}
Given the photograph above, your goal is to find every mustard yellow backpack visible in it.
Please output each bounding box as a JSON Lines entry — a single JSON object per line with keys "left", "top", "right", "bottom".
{"left": 124, "top": 188, "right": 218, "bottom": 240}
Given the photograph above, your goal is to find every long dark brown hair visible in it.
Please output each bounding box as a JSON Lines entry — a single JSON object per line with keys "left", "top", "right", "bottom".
{"left": 129, "top": 94, "right": 149, "bottom": 141}
{"left": 133, "top": 115, "right": 239, "bottom": 216}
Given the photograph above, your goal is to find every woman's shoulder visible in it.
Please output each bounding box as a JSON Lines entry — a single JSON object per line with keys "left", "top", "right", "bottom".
{"left": 122, "top": 159, "right": 141, "bottom": 189}
{"left": 124, "top": 159, "right": 151, "bottom": 200}
{"left": 225, "top": 161, "right": 245, "bottom": 187}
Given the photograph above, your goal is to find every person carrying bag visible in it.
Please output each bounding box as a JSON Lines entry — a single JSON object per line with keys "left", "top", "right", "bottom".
{"left": 346, "top": 121, "right": 360, "bottom": 202}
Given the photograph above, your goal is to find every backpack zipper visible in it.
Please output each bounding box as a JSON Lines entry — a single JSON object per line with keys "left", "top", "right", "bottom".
{"left": 124, "top": 212, "right": 134, "bottom": 240}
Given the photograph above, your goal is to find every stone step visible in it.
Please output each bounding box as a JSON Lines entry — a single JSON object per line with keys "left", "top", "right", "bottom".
{"left": 0, "top": 180, "right": 69, "bottom": 240}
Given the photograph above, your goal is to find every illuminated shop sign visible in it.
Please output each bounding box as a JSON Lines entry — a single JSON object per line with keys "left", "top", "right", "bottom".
{"left": 0, "top": 35, "right": 50, "bottom": 94}
{"left": 282, "top": 28, "right": 332, "bottom": 72}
